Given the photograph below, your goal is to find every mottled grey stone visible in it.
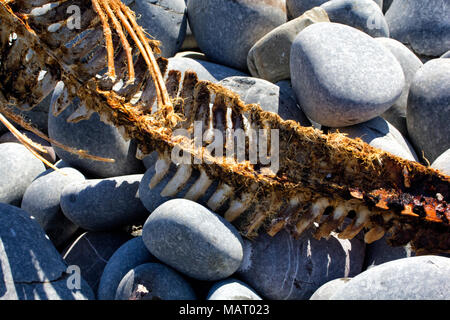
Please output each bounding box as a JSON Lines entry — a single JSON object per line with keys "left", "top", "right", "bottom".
{"left": 329, "top": 117, "right": 418, "bottom": 161}
{"left": 385, "top": 0, "right": 450, "bottom": 57}
{"left": 167, "top": 57, "right": 248, "bottom": 83}
{"left": 219, "top": 76, "right": 311, "bottom": 126}
{"left": 115, "top": 263, "right": 196, "bottom": 300}
{"left": 406, "top": 59, "right": 450, "bottom": 163}
{"left": 375, "top": 37, "right": 423, "bottom": 136}
{"left": 321, "top": 0, "right": 389, "bottom": 37}
{"left": 97, "top": 236, "right": 156, "bottom": 300}
{"left": 0, "top": 143, "right": 45, "bottom": 206}
{"left": 431, "top": 149, "right": 450, "bottom": 176}
{"left": 0, "top": 203, "right": 94, "bottom": 300}
{"left": 290, "top": 22, "right": 404, "bottom": 127}
{"left": 441, "top": 51, "right": 450, "bottom": 59}
{"left": 127, "top": 0, "right": 187, "bottom": 58}
{"left": 48, "top": 98, "right": 144, "bottom": 179}
{"left": 237, "top": 229, "right": 365, "bottom": 300}
{"left": 207, "top": 278, "right": 262, "bottom": 300}
{"left": 309, "top": 278, "right": 351, "bottom": 300}
{"left": 287, "top": 0, "right": 383, "bottom": 19}
{"left": 62, "top": 231, "right": 131, "bottom": 296}
{"left": 247, "top": 7, "right": 329, "bottom": 83}
{"left": 331, "top": 255, "right": 450, "bottom": 300}
{"left": 60, "top": 175, "right": 149, "bottom": 231}
{"left": 363, "top": 235, "right": 415, "bottom": 271}
{"left": 142, "top": 199, "right": 244, "bottom": 281}
{"left": 187, "top": 0, "right": 287, "bottom": 70}
{"left": 21, "top": 167, "right": 85, "bottom": 248}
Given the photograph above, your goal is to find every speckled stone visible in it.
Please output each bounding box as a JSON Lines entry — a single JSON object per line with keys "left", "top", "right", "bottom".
{"left": 207, "top": 278, "right": 262, "bottom": 300}
{"left": 0, "top": 203, "right": 94, "bottom": 300}
{"left": 247, "top": 7, "right": 329, "bottom": 83}
{"left": 321, "top": 0, "right": 389, "bottom": 37}
{"left": 60, "top": 175, "right": 149, "bottom": 231}
{"left": 431, "top": 149, "right": 450, "bottom": 176}
{"left": 309, "top": 278, "right": 352, "bottom": 300}
{"left": 330, "top": 256, "right": 450, "bottom": 300}
{"left": 385, "top": 0, "right": 450, "bottom": 57}
{"left": 406, "top": 59, "right": 450, "bottom": 163}
{"left": 142, "top": 199, "right": 244, "bottom": 281}
{"left": 62, "top": 231, "right": 131, "bottom": 296}
{"left": 97, "top": 236, "right": 156, "bottom": 300}
{"left": 187, "top": 0, "right": 287, "bottom": 70}
{"left": 115, "top": 263, "right": 196, "bottom": 300}
{"left": 127, "top": 0, "right": 187, "bottom": 58}
{"left": 290, "top": 22, "right": 404, "bottom": 127}
{"left": 237, "top": 229, "right": 365, "bottom": 300}
{"left": 21, "top": 167, "right": 85, "bottom": 248}
{"left": 287, "top": 0, "right": 383, "bottom": 19}
{"left": 329, "top": 117, "right": 418, "bottom": 162}
{"left": 48, "top": 98, "right": 144, "bottom": 179}
{"left": 375, "top": 37, "right": 423, "bottom": 136}
{"left": 219, "top": 76, "right": 311, "bottom": 126}
{"left": 0, "top": 143, "right": 45, "bottom": 206}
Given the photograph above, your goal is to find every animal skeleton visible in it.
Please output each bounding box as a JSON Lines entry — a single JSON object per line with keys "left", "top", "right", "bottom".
{"left": 0, "top": 0, "right": 448, "bottom": 254}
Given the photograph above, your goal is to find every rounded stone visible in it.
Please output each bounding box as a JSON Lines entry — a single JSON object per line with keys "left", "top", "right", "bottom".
{"left": 48, "top": 99, "right": 144, "bottom": 179}
{"left": 287, "top": 0, "right": 385, "bottom": 19}
{"left": 320, "top": 0, "right": 389, "bottom": 37}
{"left": 60, "top": 175, "right": 149, "bottom": 231}
{"left": 97, "top": 236, "right": 156, "bottom": 300}
{"left": 187, "top": 0, "right": 287, "bottom": 70}
{"left": 219, "top": 76, "right": 311, "bottom": 126}
{"left": 385, "top": 0, "right": 450, "bottom": 57}
{"left": 62, "top": 231, "right": 131, "bottom": 296}
{"left": 290, "top": 22, "right": 404, "bottom": 127}
{"left": 309, "top": 278, "right": 352, "bottom": 300}
{"left": 330, "top": 255, "right": 450, "bottom": 300}
{"left": 375, "top": 37, "right": 423, "bottom": 136}
{"left": 127, "top": 0, "right": 187, "bottom": 58}
{"left": 329, "top": 117, "right": 418, "bottom": 162}
{"left": 207, "top": 278, "right": 262, "bottom": 300}
{"left": 21, "top": 167, "right": 85, "bottom": 248}
{"left": 237, "top": 229, "right": 365, "bottom": 300}
{"left": 115, "top": 263, "right": 196, "bottom": 300}
{"left": 406, "top": 59, "right": 450, "bottom": 163}
{"left": 441, "top": 51, "right": 450, "bottom": 59}
{"left": 431, "top": 149, "right": 450, "bottom": 176}
{"left": 0, "top": 203, "right": 94, "bottom": 300}
{"left": 142, "top": 199, "right": 244, "bottom": 281}
{"left": 0, "top": 143, "right": 46, "bottom": 206}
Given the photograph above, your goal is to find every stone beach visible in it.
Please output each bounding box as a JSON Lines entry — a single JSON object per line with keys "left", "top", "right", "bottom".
{"left": 0, "top": 0, "right": 449, "bottom": 302}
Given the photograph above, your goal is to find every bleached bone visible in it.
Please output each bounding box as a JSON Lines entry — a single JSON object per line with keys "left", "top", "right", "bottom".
{"left": 184, "top": 169, "right": 213, "bottom": 201}
{"left": 160, "top": 164, "right": 193, "bottom": 197}
{"left": 207, "top": 183, "right": 233, "bottom": 212}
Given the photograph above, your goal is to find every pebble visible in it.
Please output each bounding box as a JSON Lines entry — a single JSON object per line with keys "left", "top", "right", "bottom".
{"left": 0, "top": 143, "right": 45, "bottom": 206}
{"left": 406, "top": 59, "right": 450, "bottom": 163}
{"left": 441, "top": 51, "right": 450, "bottom": 59}
{"left": 237, "top": 229, "right": 365, "bottom": 300}
{"left": 48, "top": 98, "right": 144, "bottom": 179}
{"left": 362, "top": 235, "right": 415, "bottom": 270}
{"left": 187, "top": 0, "right": 287, "bottom": 70}
{"left": 290, "top": 22, "right": 404, "bottom": 127}
{"left": 247, "top": 7, "right": 330, "bottom": 83}
{"left": 97, "top": 236, "right": 156, "bottom": 300}
{"left": 431, "top": 149, "right": 450, "bottom": 176}
{"left": 286, "top": 0, "right": 383, "bottom": 19}
{"left": 62, "top": 231, "right": 131, "bottom": 296}
{"left": 375, "top": 37, "right": 423, "bottom": 136}
{"left": 385, "top": 0, "right": 450, "bottom": 57}
{"left": 127, "top": 0, "right": 187, "bottom": 58}
{"left": 167, "top": 57, "right": 248, "bottom": 83}
{"left": 219, "top": 76, "right": 311, "bottom": 126}
{"left": 309, "top": 278, "right": 352, "bottom": 300}
{"left": 115, "top": 263, "right": 196, "bottom": 300}
{"left": 142, "top": 199, "right": 244, "bottom": 281}
{"left": 329, "top": 117, "right": 418, "bottom": 162}
{"left": 0, "top": 203, "right": 94, "bottom": 300}
{"left": 321, "top": 0, "right": 389, "bottom": 37}
{"left": 207, "top": 278, "right": 262, "bottom": 300}
{"left": 330, "top": 255, "right": 450, "bottom": 300}
{"left": 60, "top": 175, "right": 149, "bottom": 231}
{"left": 20, "top": 166, "right": 85, "bottom": 248}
